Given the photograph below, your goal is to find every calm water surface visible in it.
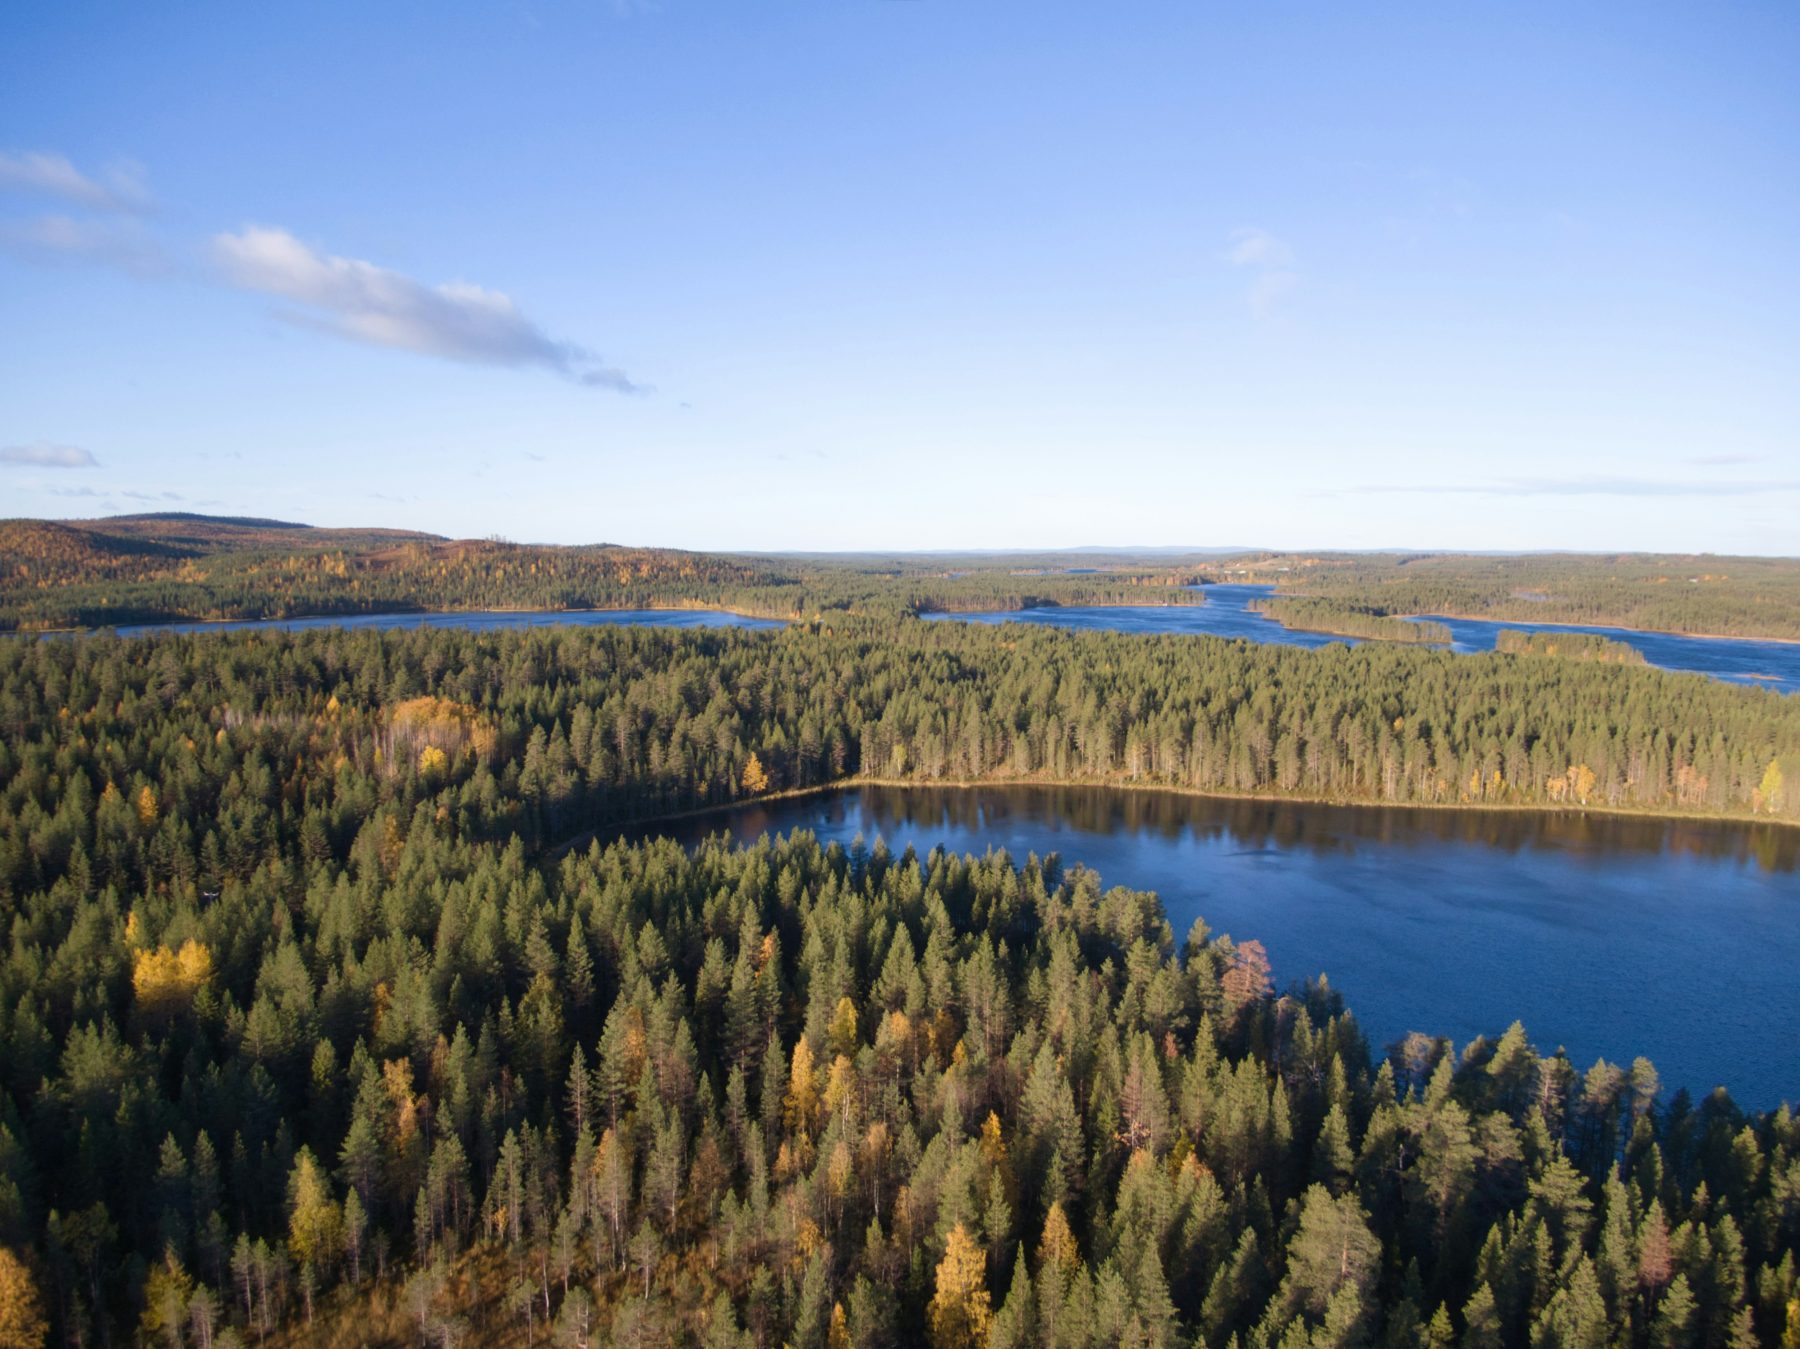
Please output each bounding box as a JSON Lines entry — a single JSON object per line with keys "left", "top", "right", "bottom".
{"left": 632, "top": 785, "right": 1800, "bottom": 1109}
{"left": 927, "top": 583, "right": 1800, "bottom": 694}
{"left": 102, "top": 608, "right": 782, "bottom": 637}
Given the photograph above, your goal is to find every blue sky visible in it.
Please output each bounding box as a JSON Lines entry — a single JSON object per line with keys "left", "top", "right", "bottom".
{"left": 2, "top": 1, "right": 1796, "bottom": 552}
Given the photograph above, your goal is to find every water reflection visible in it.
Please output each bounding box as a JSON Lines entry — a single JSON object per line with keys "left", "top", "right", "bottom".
{"left": 671, "top": 783, "right": 1798, "bottom": 872}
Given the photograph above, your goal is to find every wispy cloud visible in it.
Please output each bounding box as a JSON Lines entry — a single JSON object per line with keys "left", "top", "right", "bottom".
{"left": 1344, "top": 476, "right": 1800, "bottom": 499}
{"left": 1688, "top": 453, "right": 1762, "bottom": 467}
{"left": 0, "top": 213, "right": 170, "bottom": 277}
{"left": 4, "top": 152, "right": 649, "bottom": 392}
{"left": 0, "top": 151, "right": 151, "bottom": 213}
{"left": 1225, "top": 227, "right": 1292, "bottom": 269}
{"left": 212, "top": 225, "right": 645, "bottom": 391}
{"left": 1, "top": 442, "right": 101, "bottom": 469}
{"left": 1223, "top": 227, "right": 1299, "bottom": 321}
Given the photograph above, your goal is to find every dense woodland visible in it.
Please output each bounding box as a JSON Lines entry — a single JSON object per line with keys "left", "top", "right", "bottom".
{"left": 1243, "top": 600, "right": 1450, "bottom": 646}
{"left": 0, "top": 618, "right": 1798, "bottom": 1345}
{"left": 1494, "top": 633, "right": 1648, "bottom": 667}
{"left": 1252, "top": 555, "right": 1800, "bottom": 643}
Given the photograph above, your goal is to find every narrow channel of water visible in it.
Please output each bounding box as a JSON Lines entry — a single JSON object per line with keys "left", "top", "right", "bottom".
{"left": 925, "top": 583, "right": 1800, "bottom": 693}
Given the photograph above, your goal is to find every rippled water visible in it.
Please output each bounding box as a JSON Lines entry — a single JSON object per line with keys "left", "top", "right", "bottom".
{"left": 630, "top": 784, "right": 1800, "bottom": 1108}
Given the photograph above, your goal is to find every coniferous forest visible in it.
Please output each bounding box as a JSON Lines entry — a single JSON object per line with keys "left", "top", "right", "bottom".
{"left": 0, "top": 617, "right": 1797, "bottom": 1346}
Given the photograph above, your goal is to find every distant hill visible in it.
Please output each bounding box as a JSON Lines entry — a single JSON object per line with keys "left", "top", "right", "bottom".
{"left": 0, "top": 513, "right": 786, "bottom": 631}
{"left": 63, "top": 511, "right": 445, "bottom": 553}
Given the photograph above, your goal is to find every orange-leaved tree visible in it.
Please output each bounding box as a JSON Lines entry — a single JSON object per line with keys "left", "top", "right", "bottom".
{"left": 928, "top": 1222, "right": 991, "bottom": 1348}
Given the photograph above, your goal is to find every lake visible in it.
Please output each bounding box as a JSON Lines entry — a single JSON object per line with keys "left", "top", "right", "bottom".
{"left": 924, "top": 583, "right": 1800, "bottom": 694}
{"left": 99, "top": 608, "right": 783, "bottom": 637}
{"left": 629, "top": 784, "right": 1800, "bottom": 1109}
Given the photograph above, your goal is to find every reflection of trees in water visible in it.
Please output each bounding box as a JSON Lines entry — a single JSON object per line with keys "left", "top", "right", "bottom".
{"left": 632, "top": 783, "right": 1797, "bottom": 873}
{"left": 845, "top": 785, "right": 1800, "bottom": 873}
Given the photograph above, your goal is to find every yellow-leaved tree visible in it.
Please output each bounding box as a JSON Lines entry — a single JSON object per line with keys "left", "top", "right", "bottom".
{"left": 1038, "top": 1201, "right": 1079, "bottom": 1275}
{"left": 784, "top": 1037, "right": 819, "bottom": 1133}
{"left": 741, "top": 752, "right": 770, "bottom": 795}
{"left": 927, "top": 1222, "right": 992, "bottom": 1348}
{"left": 132, "top": 940, "right": 213, "bottom": 1020}
{"left": 1760, "top": 757, "right": 1786, "bottom": 814}
{"left": 0, "top": 1245, "right": 47, "bottom": 1349}
{"left": 288, "top": 1149, "right": 344, "bottom": 1275}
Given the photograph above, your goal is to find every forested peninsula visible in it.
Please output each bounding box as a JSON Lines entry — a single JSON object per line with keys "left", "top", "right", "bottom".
{"left": 1244, "top": 599, "right": 1451, "bottom": 646}
{"left": 1241, "top": 554, "right": 1800, "bottom": 643}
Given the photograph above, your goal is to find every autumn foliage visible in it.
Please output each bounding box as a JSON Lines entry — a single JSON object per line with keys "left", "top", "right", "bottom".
{"left": 130, "top": 939, "right": 213, "bottom": 1019}
{"left": 0, "top": 1247, "right": 47, "bottom": 1349}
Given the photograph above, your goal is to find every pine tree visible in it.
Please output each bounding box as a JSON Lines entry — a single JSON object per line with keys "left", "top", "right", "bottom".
{"left": 1650, "top": 1273, "right": 1696, "bottom": 1348}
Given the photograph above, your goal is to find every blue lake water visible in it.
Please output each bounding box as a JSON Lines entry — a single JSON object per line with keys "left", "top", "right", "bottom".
{"left": 926, "top": 583, "right": 1800, "bottom": 694}
{"left": 1417, "top": 612, "right": 1800, "bottom": 694}
{"left": 631, "top": 784, "right": 1800, "bottom": 1109}
{"left": 100, "top": 608, "right": 783, "bottom": 637}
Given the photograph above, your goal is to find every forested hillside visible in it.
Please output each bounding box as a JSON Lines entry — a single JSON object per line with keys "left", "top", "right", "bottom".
{"left": 0, "top": 517, "right": 792, "bottom": 631}
{"left": 0, "top": 516, "right": 1205, "bottom": 632}
{"left": 0, "top": 622, "right": 1797, "bottom": 1345}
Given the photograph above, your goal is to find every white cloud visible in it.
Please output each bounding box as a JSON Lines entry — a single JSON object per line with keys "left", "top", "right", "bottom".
{"left": 0, "top": 213, "right": 169, "bottom": 276}
{"left": 213, "top": 225, "right": 644, "bottom": 391}
{"left": 0, "top": 151, "right": 151, "bottom": 212}
{"left": 1224, "top": 227, "right": 1299, "bottom": 321}
{"left": 1, "top": 442, "right": 101, "bottom": 468}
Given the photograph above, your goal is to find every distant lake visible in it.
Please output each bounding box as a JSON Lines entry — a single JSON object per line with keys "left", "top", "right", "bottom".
{"left": 1419, "top": 612, "right": 1800, "bottom": 695}
{"left": 629, "top": 784, "right": 1800, "bottom": 1109}
{"left": 926, "top": 583, "right": 1800, "bottom": 694}
{"left": 95, "top": 609, "right": 784, "bottom": 637}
